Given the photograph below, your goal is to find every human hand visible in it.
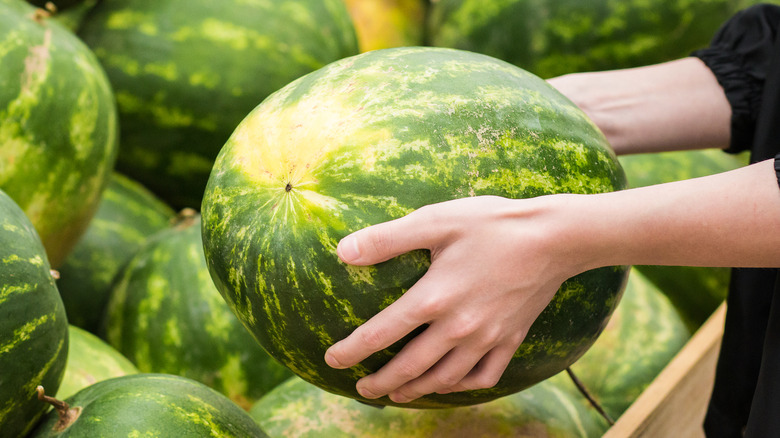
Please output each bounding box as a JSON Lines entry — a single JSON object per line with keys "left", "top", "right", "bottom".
{"left": 324, "top": 195, "right": 586, "bottom": 404}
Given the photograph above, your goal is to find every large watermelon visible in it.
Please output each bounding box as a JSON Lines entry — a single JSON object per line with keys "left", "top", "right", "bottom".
{"left": 56, "top": 325, "right": 139, "bottom": 400}
{"left": 104, "top": 212, "right": 293, "bottom": 409}
{"left": 56, "top": 172, "right": 175, "bottom": 333}
{"left": 427, "top": 0, "right": 780, "bottom": 79}
{"left": 0, "top": 189, "right": 69, "bottom": 438}
{"left": 343, "top": 0, "right": 428, "bottom": 52}
{"left": 201, "top": 47, "right": 628, "bottom": 409}
{"left": 30, "top": 374, "right": 269, "bottom": 437}
{"left": 567, "top": 268, "right": 691, "bottom": 420}
{"left": 77, "top": 0, "right": 359, "bottom": 210}
{"left": 0, "top": 0, "right": 119, "bottom": 267}
{"left": 250, "top": 374, "right": 608, "bottom": 437}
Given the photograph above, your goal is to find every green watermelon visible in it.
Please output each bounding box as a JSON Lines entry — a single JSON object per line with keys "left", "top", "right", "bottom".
{"left": 0, "top": 189, "right": 69, "bottom": 438}
{"left": 201, "top": 47, "right": 628, "bottom": 409}
{"left": 57, "top": 325, "right": 138, "bottom": 400}
{"left": 77, "top": 0, "right": 359, "bottom": 210}
{"left": 250, "top": 374, "right": 608, "bottom": 437}
{"left": 567, "top": 268, "right": 690, "bottom": 420}
{"left": 427, "top": 0, "right": 780, "bottom": 79}
{"left": 30, "top": 374, "right": 269, "bottom": 437}
{"left": 0, "top": 0, "right": 119, "bottom": 268}
{"left": 619, "top": 149, "right": 747, "bottom": 329}
{"left": 47, "top": 0, "right": 101, "bottom": 32}
{"left": 104, "top": 212, "right": 293, "bottom": 410}
{"left": 56, "top": 172, "right": 175, "bottom": 333}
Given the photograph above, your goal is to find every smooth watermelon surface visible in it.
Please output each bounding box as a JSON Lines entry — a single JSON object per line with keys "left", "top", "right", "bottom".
{"left": 428, "top": 0, "right": 780, "bottom": 78}
{"left": 202, "top": 47, "right": 628, "bottom": 408}
{"left": 0, "top": 189, "right": 69, "bottom": 438}
{"left": 56, "top": 172, "right": 175, "bottom": 333}
{"left": 77, "top": 0, "right": 359, "bottom": 210}
{"left": 104, "top": 213, "right": 292, "bottom": 409}
{"left": 30, "top": 374, "right": 269, "bottom": 437}
{"left": 250, "top": 374, "right": 608, "bottom": 437}
{"left": 0, "top": 0, "right": 118, "bottom": 268}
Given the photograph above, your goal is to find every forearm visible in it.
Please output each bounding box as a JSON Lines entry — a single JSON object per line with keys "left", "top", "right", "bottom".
{"left": 561, "top": 158, "right": 780, "bottom": 271}
{"left": 548, "top": 57, "right": 732, "bottom": 155}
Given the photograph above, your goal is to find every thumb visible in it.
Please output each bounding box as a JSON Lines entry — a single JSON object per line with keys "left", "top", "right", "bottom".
{"left": 337, "top": 213, "right": 434, "bottom": 266}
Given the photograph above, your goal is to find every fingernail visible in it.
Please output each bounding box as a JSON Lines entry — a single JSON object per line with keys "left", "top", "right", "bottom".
{"left": 324, "top": 350, "right": 342, "bottom": 369}
{"left": 357, "top": 386, "right": 379, "bottom": 399}
{"left": 338, "top": 235, "right": 360, "bottom": 263}
{"left": 390, "top": 392, "right": 410, "bottom": 403}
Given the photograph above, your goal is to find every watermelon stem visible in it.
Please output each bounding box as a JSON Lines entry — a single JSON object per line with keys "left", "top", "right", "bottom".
{"left": 565, "top": 367, "right": 615, "bottom": 426}
{"left": 36, "top": 385, "right": 82, "bottom": 431}
{"left": 172, "top": 208, "right": 199, "bottom": 229}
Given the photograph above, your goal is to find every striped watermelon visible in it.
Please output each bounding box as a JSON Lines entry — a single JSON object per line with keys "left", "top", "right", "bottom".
{"left": 56, "top": 325, "right": 138, "bottom": 400}
{"left": 104, "top": 213, "right": 293, "bottom": 409}
{"left": 77, "top": 0, "right": 359, "bottom": 210}
{"left": 250, "top": 374, "right": 608, "bottom": 437}
{"left": 56, "top": 172, "right": 175, "bottom": 334}
{"left": 619, "top": 149, "right": 746, "bottom": 329}
{"left": 567, "top": 268, "right": 691, "bottom": 420}
{"left": 201, "top": 47, "right": 628, "bottom": 409}
{"left": 0, "top": 0, "right": 118, "bottom": 268}
{"left": 427, "top": 0, "right": 780, "bottom": 78}
{"left": 343, "top": 0, "right": 428, "bottom": 52}
{"left": 30, "top": 374, "right": 269, "bottom": 437}
{"left": 0, "top": 189, "right": 69, "bottom": 438}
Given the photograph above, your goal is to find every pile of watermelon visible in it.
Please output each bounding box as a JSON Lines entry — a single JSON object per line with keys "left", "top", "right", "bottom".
{"left": 0, "top": 0, "right": 757, "bottom": 436}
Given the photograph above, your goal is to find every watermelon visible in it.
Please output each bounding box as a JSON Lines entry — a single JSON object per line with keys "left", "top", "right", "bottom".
{"left": 0, "top": 0, "right": 119, "bottom": 268}
{"left": 344, "top": 0, "right": 428, "bottom": 52}
{"left": 47, "top": 0, "right": 101, "bottom": 32}
{"left": 0, "top": 189, "right": 69, "bottom": 438}
{"left": 619, "top": 149, "right": 747, "bottom": 329}
{"left": 56, "top": 325, "right": 138, "bottom": 400}
{"left": 567, "top": 268, "right": 691, "bottom": 420}
{"left": 30, "top": 374, "right": 269, "bottom": 437}
{"left": 201, "top": 47, "right": 628, "bottom": 409}
{"left": 250, "top": 374, "right": 608, "bottom": 437}
{"left": 77, "top": 0, "right": 359, "bottom": 210}
{"left": 427, "top": 0, "right": 780, "bottom": 79}
{"left": 56, "top": 172, "right": 175, "bottom": 334}
{"left": 104, "top": 212, "right": 293, "bottom": 410}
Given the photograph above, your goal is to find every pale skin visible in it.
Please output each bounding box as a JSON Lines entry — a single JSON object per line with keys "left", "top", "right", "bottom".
{"left": 324, "top": 57, "right": 780, "bottom": 404}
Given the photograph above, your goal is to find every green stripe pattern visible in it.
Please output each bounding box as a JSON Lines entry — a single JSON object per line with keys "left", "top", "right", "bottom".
{"left": 77, "top": 0, "right": 359, "bottom": 210}
{"left": 56, "top": 172, "right": 175, "bottom": 333}
{"left": 30, "top": 374, "right": 269, "bottom": 437}
{"left": 104, "top": 215, "right": 292, "bottom": 410}
{"left": 202, "top": 47, "right": 628, "bottom": 408}
{"left": 0, "top": 0, "right": 119, "bottom": 267}
{"left": 0, "top": 189, "right": 69, "bottom": 438}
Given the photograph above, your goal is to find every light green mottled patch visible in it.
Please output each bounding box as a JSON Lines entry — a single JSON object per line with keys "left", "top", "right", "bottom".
{"left": 0, "top": 314, "right": 50, "bottom": 355}
{"left": 144, "top": 62, "right": 178, "bottom": 81}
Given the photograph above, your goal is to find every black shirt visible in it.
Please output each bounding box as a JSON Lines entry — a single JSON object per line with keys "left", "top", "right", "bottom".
{"left": 692, "top": 4, "right": 780, "bottom": 437}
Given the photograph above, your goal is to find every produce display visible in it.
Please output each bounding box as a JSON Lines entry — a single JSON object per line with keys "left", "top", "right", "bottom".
{"left": 3, "top": 0, "right": 749, "bottom": 435}
{"left": 201, "top": 46, "right": 629, "bottom": 409}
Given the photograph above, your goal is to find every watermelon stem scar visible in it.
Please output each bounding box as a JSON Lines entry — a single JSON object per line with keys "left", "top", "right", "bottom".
{"left": 36, "top": 386, "right": 82, "bottom": 432}
{"left": 285, "top": 183, "right": 293, "bottom": 192}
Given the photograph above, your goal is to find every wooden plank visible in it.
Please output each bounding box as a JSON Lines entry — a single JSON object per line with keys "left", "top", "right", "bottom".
{"left": 603, "top": 302, "right": 726, "bottom": 438}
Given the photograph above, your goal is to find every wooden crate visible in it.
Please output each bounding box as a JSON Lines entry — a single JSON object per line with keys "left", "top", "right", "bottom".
{"left": 604, "top": 303, "right": 726, "bottom": 438}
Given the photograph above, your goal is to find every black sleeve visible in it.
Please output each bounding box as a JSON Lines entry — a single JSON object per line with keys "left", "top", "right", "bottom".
{"left": 691, "top": 4, "right": 780, "bottom": 153}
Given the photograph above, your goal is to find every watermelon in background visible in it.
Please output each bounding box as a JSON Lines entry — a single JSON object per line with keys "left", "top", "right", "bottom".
{"left": 31, "top": 374, "right": 269, "bottom": 437}
{"left": 568, "top": 268, "right": 691, "bottom": 421}
{"left": 0, "top": 0, "right": 119, "bottom": 268}
{"left": 57, "top": 325, "right": 139, "bottom": 400}
{"left": 343, "top": 0, "right": 428, "bottom": 52}
{"left": 427, "top": 0, "right": 780, "bottom": 79}
{"left": 619, "top": 149, "right": 746, "bottom": 330}
{"left": 0, "top": 189, "right": 69, "bottom": 438}
{"left": 202, "top": 47, "right": 628, "bottom": 409}
{"left": 56, "top": 172, "right": 175, "bottom": 334}
{"left": 103, "top": 212, "right": 293, "bottom": 410}
{"left": 77, "top": 0, "right": 359, "bottom": 210}
{"left": 47, "top": 0, "right": 100, "bottom": 32}
{"left": 250, "top": 374, "right": 608, "bottom": 438}
{"left": 27, "top": 0, "right": 84, "bottom": 10}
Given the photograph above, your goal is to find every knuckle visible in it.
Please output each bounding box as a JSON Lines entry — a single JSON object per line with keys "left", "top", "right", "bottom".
{"left": 432, "top": 371, "right": 461, "bottom": 388}
{"left": 357, "top": 325, "right": 386, "bottom": 351}
{"left": 446, "top": 315, "right": 481, "bottom": 341}
{"left": 394, "top": 359, "right": 424, "bottom": 381}
{"left": 368, "top": 225, "right": 395, "bottom": 256}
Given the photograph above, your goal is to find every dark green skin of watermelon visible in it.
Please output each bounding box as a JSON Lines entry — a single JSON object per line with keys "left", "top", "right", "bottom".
{"left": 77, "top": 0, "right": 359, "bottom": 210}
{"left": 103, "top": 216, "right": 293, "bottom": 409}
{"left": 429, "top": 0, "right": 780, "bottom": 79}
{"left": 0, "top": 189, "right": 69, "bottom": 438}
{"left": 56, "top": 172, "right": 175, "bottom": 334}
{"left": 30, "top": 374, "right": 269, "bottom": 437}
{"left": 202, "top": 47, "right": 629, "bottom": 408}
{"left": 0, "top": 0, "right": 119, "bottom": 268}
